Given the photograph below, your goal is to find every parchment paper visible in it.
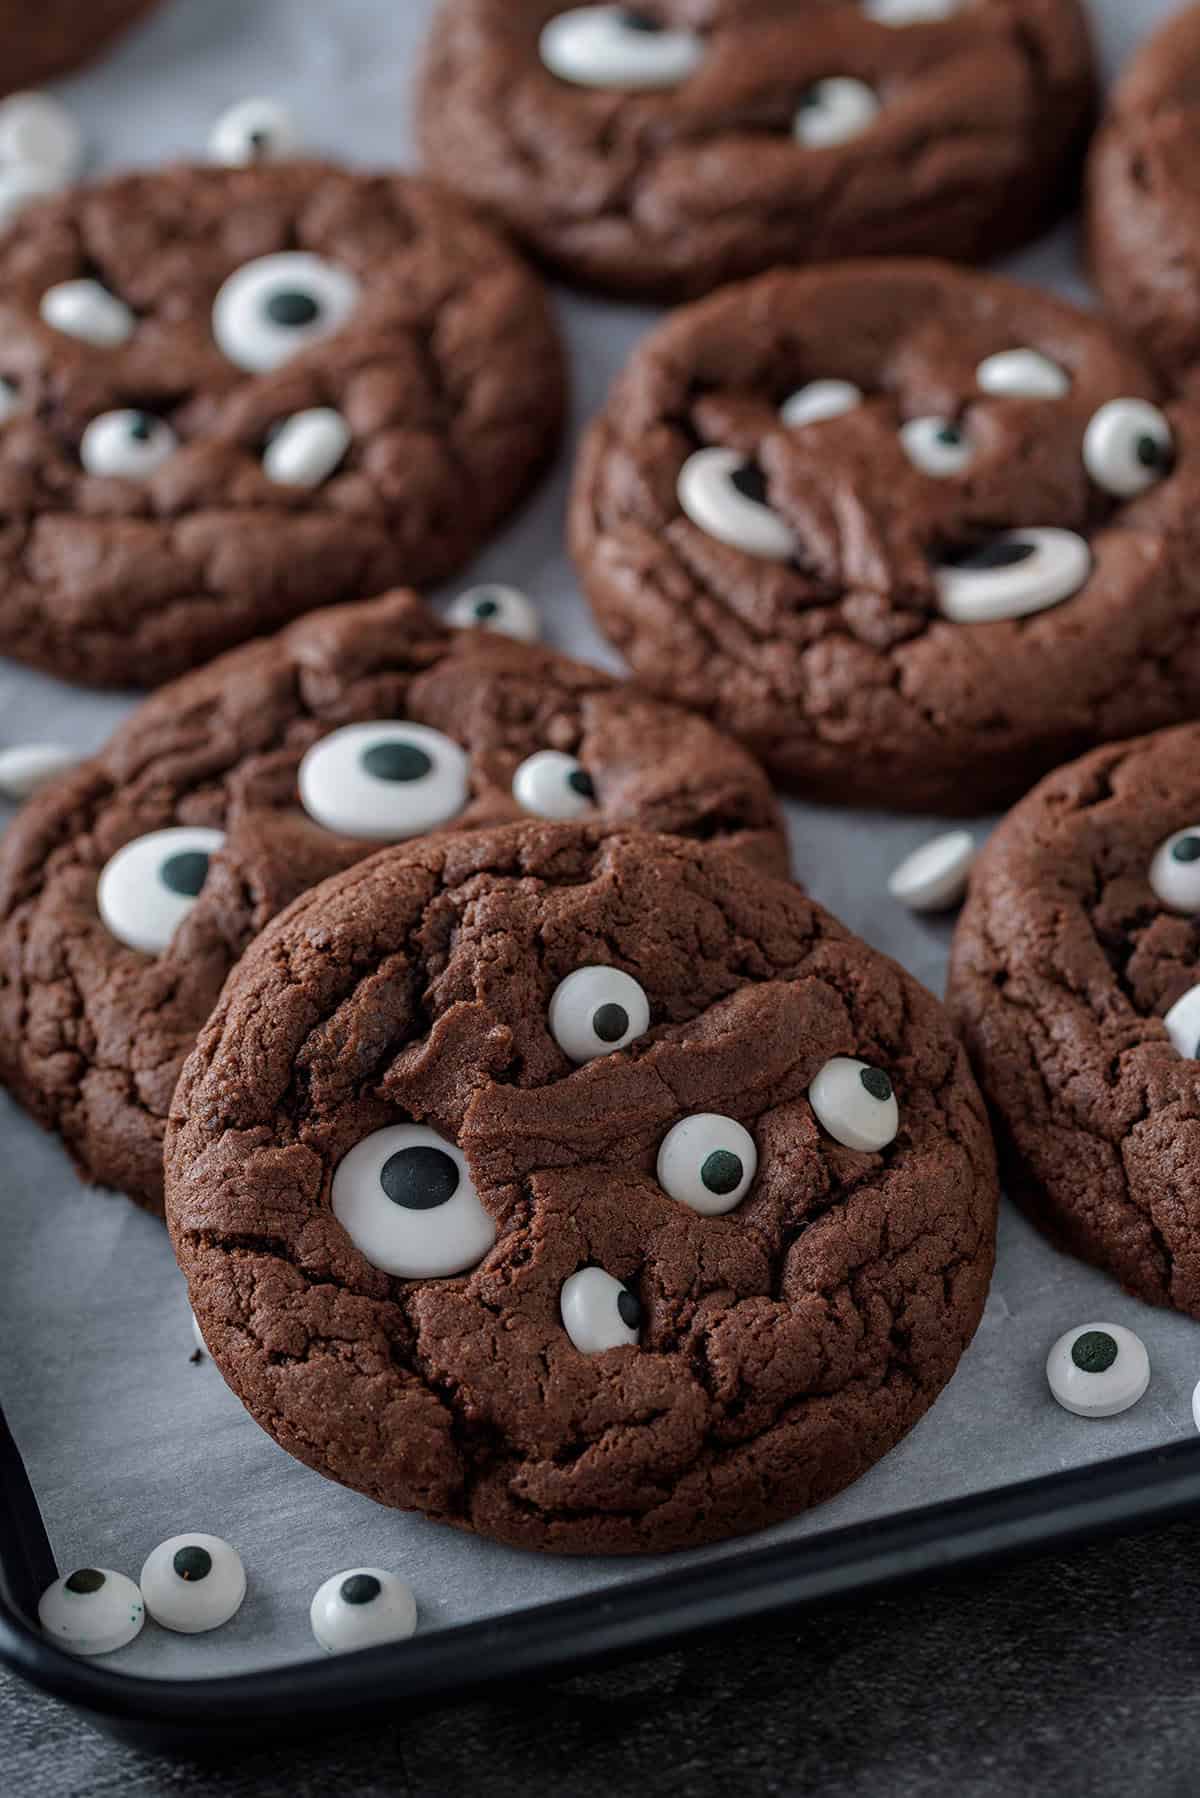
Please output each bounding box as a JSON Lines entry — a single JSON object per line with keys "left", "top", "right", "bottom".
{"left": 1, "top": 0, "right": 1196, "bottom": 1679}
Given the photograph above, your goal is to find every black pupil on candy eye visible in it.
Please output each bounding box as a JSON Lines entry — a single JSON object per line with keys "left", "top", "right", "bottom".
{"left": 701, "top": 1149, "right": 743, "bottom": 1195}
{"left": 248, "top": 129, "right": 267, "bottom": 152}
{"left": 362, "top": 742, "right": 433, "bottom": 782}
{"left": 567, "top": 769, "right": 595, "bottom": 799}
{"left": 1136, "top": 433, "right": 1171, "bottom": 473}
{"left": 1071, "top": 1330, "right": 1119, "bottom": 1374}
{"left": 474, "top": 597, "right": 500, "bottom": 619}
{"left": 265, "top": 289, "right": 319, "bottom": 327}
{"left": 944, "top": 538, "right": 1036, "bottom": 571}
{"left": 66, "top": 1568, "right": 105, "bottom": 1594}
{"left": 128, "top": 412, "right": 154, "bottom": 442}
{"left": 341, "top": 1574, "right": 381, "bottom": 1605}
{"left": 620, "top": 9, "right": 662, "bottom": 29}
{"left": 730, "top": 461, "right": 769, "bottom": 506}
{"left": 617, "top": 1289, "right": 641, "bottom": 1329}
{"left": 380, "top": 1146, "right": 460, "bottom": 1210}
{"left": 160, "top": 850, "right": 210, "bottom": 897}
{"left": 592, "top": 1002, "right": 629, "bottom": 1043}
{"left": 173, "top": 1546, "right": 212, "bottom": 1582}
{"left": 1172, "top": 836, "right": 1200, "bottom": 864}
{"left": 935, "top": 425, "right": 962, "bottom": 447}
{"left": 860, "top": 1067, "right": 892, "bottom": 1102}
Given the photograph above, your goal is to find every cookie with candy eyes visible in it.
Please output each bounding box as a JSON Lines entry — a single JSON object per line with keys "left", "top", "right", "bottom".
{"left": 0, "top": 159, "right": 562, "bottom": 687}
{"left": 947, "top": 721, "right": 1200, "bottom": 1321}
{"left": 416, "top": 0, "right": 1094, "bottom": 302}
{"left": 165, "top": 822, "right": 998, "bottom": 1556}
{"left": 0, "top": 587, "right": 785, "bottom": 1214}
{"left": 571, "top": 259, "right": 1200, "bottom": 814}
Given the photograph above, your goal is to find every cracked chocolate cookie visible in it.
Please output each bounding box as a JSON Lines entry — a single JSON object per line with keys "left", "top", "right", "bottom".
{"left": 0, "top": 588, "right": 784, "bottom": 1214}
{"left": 949, "top": 722, "right": 1200, "bottom": 1320}
{"left": 417, "top": 0, "right": 1096, "bottom": 302}
{"left": 0, "top": 0, "right": 159, "bottom": 94}
{"left": 165, "top": 822, "right": 998, "bottom": 1554}
{"left": 0, "top": 159, "right": 563, "bottom": 688}
{"left": 570, "top": 259, "right": 1200, "bottom": 814}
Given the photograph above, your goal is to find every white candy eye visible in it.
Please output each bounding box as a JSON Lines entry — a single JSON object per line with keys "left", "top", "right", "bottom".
{"left": 1149, "top": 827, "right": 1200, "bottom": 912}
{"left": 560, "top": 1266, "right": 641, "bottom": 1354}
{"left": 780, "top": 380, "right": 863, "bottom": 428}
{"left": 331, "top": 1124, "right": 495, "bottom": 1279}
{"left": 1083, "top": 399, "right": 1175, "bottom": 498}
{"left": 863, "top": 0, "right": 961, "bottom": 21}
{"left": 677, "top": 449, "right": 797, "bottom": 561}
{"left": 262, "top": 407, "right": 350, "bottom": 488}
{"left": 512, "top": 749, "right": 596, "bottom": 820}
{"left": 97, "top": 826, "right": 224, "bottom": 955}
{"left": 549, "top": 965, "right": 651, "bottom": 1063}
{"left": 934, "top": 529, "right": 1091, "bottom": 624}
{"left": 80, "top": 409, "right": 177, "bottom": 479}
{"left": 139, "top": 1534, "right": 246, "bottom": 1634}
{"left": 212, "top": 252, "right": 360, "bottom": 374}
{"left": 298, "top": 722, "right": 468, "bottom": 840}
{"left": 38, "top": 1568, "right": 144, "bottom": 1657}
{"left": 888, "top": 829, "right": 975, "bottom": 914}
{"left": 0, "top": 91, "right": 82, "bottom": 179}
{"left": 1164, "top": 984, "right": 1200, "bottom": 1060}
{"left": 446, "top": 583, "right": 540, "bottom": 643}
{"left": 809, "top": 1056, "right": 899, "bottom": 1152}
{"left": 209, "top": 96, "right": 300, "bottom": 166}
{"left": 311, "top": 1568, "right": 417, "bottom": 1655}
{"left": 0, "top": 741, "right": 82, "bottom": 799}
{"left": 976, "top": 348, "right": 1070, "bottom": 399}
{"left": 900, "top": 417, "right": 972, "bottom": 477}
{"left": 1046, "top": 1323, "right": 1149, "bottom": 1418}
{"left": 41, "top": 279, "right": 134, "bottom": 347}
{"left": 540, "top": 6, "right": 704, "bottom": 90}
{"left": 656, "top": 1113, "right": 757, "bottom": 1216}
{"left": 793, "top": 79, "right": 880, "bottom": 148}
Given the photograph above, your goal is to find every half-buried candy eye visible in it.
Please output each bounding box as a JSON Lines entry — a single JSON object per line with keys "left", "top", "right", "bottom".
{"left": 212, "top": 251, "right": 360, "bottom": 373}
{"left": 298, "top": 722, "right": 468, "bottom": 839}
{"left": 548, "top": 965, "right": 651, "bottom": 1062}
{"left": 899, "top": 417, "right": 973, "bottom": 477}
{"left": 677, "top": 449, "right": 797, "bottom": 560}
{"left": 809, "top": 1056, "right": 899, "bottom": 1151}
{"left": 97, "top": 826, "right": 224, "bottom": 955}
{"left": 80, "top": 409, "right": 178, "bottom": 479}
{"left": 1149, "top": 826, "right": 1200, "bottom": 912}
{"left": 539, "top": 6, "right": 705, "bottom": 90}
{"left": 560, "top": 1266, "right": 642, "bottom": 1353}
{"left": 331, "top": 1125, "right": 495, "bottom": 1279}
{"left": 779, "top": 380, "right": 863, "bottom": 428}
{"left": 934, "top": 529, "right": 1091, "bottom": 624}
{"left": 1083, "top": 399, "right": 1174, "bottom": 498}
{"left": 1164, "top": 984, "right": 1200, "bottom": 1061}
{"left": 656, "top": 1113, "right": 758, "bottom": 1215}
{"left": 793, "top": 78, "right": 881, "bottom": 148}
{"left": 512, "top": 749, "right": 596, "bottom": 820}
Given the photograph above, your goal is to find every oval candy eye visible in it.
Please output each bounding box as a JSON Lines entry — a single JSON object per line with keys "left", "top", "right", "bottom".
{"left": 97, "top": 826, "right": 224, "bottom": 955}
{"left": 80, "top": 409, "right": 177, "bottom": 479}
{"left": 1164, "top": 984, "right": 1200, "bottom": 1060}
{"left": 209, "top": 96, "right": 300, "bottom": 166}
{"left": 1083, "top": 399, "right": 1175, "bottom": 498}
{"left": 446, "top": 583, "right": 540, "bottom": 643}
{"left": 809, "top": 1056, "right": 899, "bottom": 1152}
{"left": 331, "top": 1124, "right": 495, "bottom": 1279}
{"left": 38, "top": 1568, "right": 144, "bottom": 1657}
{"left": 139, "top": 1534, "right": 246, "bottom": 1634}
{"left": 900, "top": 417, "right": 972, "bottom": 478}
{"left": 298, "top": 722, "right": 469, "bottom": 840}
{"left": 1046, "top": 1322, "right": 1149, "bottom": 1418}
{"left": 540, "top": 6, "right": 705, "bottom": 90}
{"left": 934, "top": 529, "right": 1091, "bottom": 624}
{"left": 0, "top": 91, "right": 82, "bottom": 180}
{"left": 976, "top": 349, "right": 1070, "bottom": 399}
{"left": 1149, "top": 826, "right": 1200, "bottom": 912}
{"left": 549, "top": 965, "right": 651, "bottom": 1063}
{"left": 780, "top": 380, "right": 863, "bottom": 429}
{"left": 512, "top": 749, "right": 596, "bottom": 820}
{"left": 262, "top": 407, "right": 350, "bottom": 488}
{"left": 212, "top": 252, "right": 360, "bottom": 374}
{"left": 310, "top": 1568, "right": 417, "bottom": 1654}
{"left": 41, "top": 278, "right": 134, "bottom": 347}
{"left": 560, "top": 1266, "right": 641, "bottom": 1354}
{"left": 656, "top": 1113, "right": 758, "bottom": 1216}
{"left": 677, "top": 449, "right": 797, "bottom": 561}
{"left": 793, "top": 78, "right": 880, "bottom": 148}
{"left": 863, "top": 0, "right": 961, "bottom": 20}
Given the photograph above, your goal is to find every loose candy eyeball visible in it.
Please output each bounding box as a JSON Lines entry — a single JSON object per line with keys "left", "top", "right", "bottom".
{"left": 0, "top": 92, "right": 82, "bottom": 180}
{"left": 139, "top": 1533, "right": 246, "bottom": 1633}
{"left": 888, "top": 830, "right": 975, "bottom": 914}
{"left": 310, "top": 1568, "right": 417, "bottom": 1655}
{"left": 209, "top": 97, "right": 300, "bottom": 166}
{"left": 1046, "top": 1323, "right": 1149, "bottom": 1418}
{"left": 0, "top": 742, "right": 82, "bottom": 800}
{"left": 39, "top": 1567, "right": 144, "bottom": 1656}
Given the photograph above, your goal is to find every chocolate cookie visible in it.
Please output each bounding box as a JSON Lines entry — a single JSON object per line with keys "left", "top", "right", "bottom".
{"left": 0, "top": 160, "right": 563, "bottom": 687}
{"left": 0, "top": 0, "right": 158, "bottom": 94}
{"left": 0, "top": 589, "right": 785, "bottom": 1214}
{"left": 571, "top": 259, "right": 1200, "bottom": 814}
{"left": 165, "top": 822, "right": 998, "bottom": 1555}
{"left": 417, "top": 0, "right": 1096, "bottom": 303}
{"left": 949, "top": 723, "right": 1200, "bottom": 1320}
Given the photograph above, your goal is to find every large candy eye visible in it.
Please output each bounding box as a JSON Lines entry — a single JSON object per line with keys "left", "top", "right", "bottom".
{"left": 793, "top": 79, "right": 880, "bottom": 148}
{"left": 1083, "top": 399, "right": 1175, "bottom": 498}
{"left": 540, "top": 6, "right": 704, "bottom": 90}
{"left": 976, "top": 348, "right": 1070, "bottom": 399}
{"left": 41, "top": 279, "right": 134, "bottom": 347}
{"left": 310, "top": 1568, "right": 417, "bottom": 1655}
{"left": 809, "top": 1057, "right": 899, "bottom": 1151}
{"left": 80, "top": 409, "right": 178, "bottom": 479}
{"left": 560, "top": 1266, "right": 641, "bottom": 1353}
{"left": 512, "top": 750, "right": 596, "bottom": 821}
{"left": 446, "top": 583, "right": 540, "bottom": 643}
{"left": 863, "top": 0, "right": 961, "bottom": 20}
{"left": 1164, "top": 985, "right": 1200, "bottom": 1060}
{"left": 1046, "top": 1323, "right": 1150, "bottom": 1418}
{"left": 677, "top": 449, "right": 796, "bottom": 561}
{"left": 139, "top": 1534, "right": 246, "bottom": 1634}
{"left": 97, "top": 826, "right": 224, "bottom": 955}
{"left": 1149, "top": 827, "right": 1200, "bottom": 912}
{"left": 331, "top": 1124, "right": 495, "bottom": 1279}
{"left": 262, "top": 408, "right": 350, "bottom": 488}
{"left": 208, "top": 96, "right": 300, "bottom": 166}
{"left": 212, "top": 252, "right": 360, "bottom": 373}
{"left": 656, "top": 1113, "right": 757, "bottom": 1216}
{"left": 934, "top": 529, "right": 1091, "bottom": 624}
{"left": 38, "top": 1568, "right": 144, "bottom": 1657}
{"left": 900, "top": 417, "right": 973, "bottom": 478}
{"left": 780, "top": 380, "right": 863, "bottom": 428}
{"left": 549, "top": 965, "right": 650, "bottom": 1062}
{"left": 298, "top": 722, "right": 469, "bottom": 839}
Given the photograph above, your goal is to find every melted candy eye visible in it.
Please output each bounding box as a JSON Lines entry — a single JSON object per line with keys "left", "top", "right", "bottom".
{"left": 549, "top": 965, "right": 651, "bottom": 1062}
{"left": 446, "top": 583, "right": 540, "bottom": 642}
{"left": 976, "top": 348, "right": 1070, "bottom": 399}
{"left": 38, "top": 1568, "right": 144, "bottom": 1657}
{"left": 139, "top": 1534, "right": 246, "bottom": 1634}
{"left": 1083, "top": 399, "right": 1175, "bottom": 498}
{"left": 1164, "top": 984, "right": 1200, "bottom": 1060}
{"left": 310, "top": 1568, "right": 417, "bottom": 1654}
{"left": 656, "top": 1113, "right": 758, "bottom": 1216}
{"left": 539, "top": 7, "right": 704, "bottom": 90}
{"left": 298, "top": 722, "right": 469, "bottom": 840}
{"left": 80, "top": 409, "right": 178, "bottom": 479}
{"left": 1046, "top": 1323, "right": 1150, "bottom": 1418}
{"left": 1149, "top": 827, "right": 1200, "bottom": 912}
{"left": 809, "top": 1057, "right": 899, "bottom": 1151}
{"left": 934, "top": 529, "right": 1091, "bottom": 624}
{"left": 780, "top": 380, "right": 863, "bottom": 428}
{"left": 97, "top": 826, "right": 224, "bottom": 955}
{"left": 331, "top": 1124, "right": 495, "bottom": 1279}
{"left": 512, "top": 749, "right": 596, "bottom": 820}
{"left": 212, "top": 252, "right": 360, "bottom": 373}
{"left": 677, "top": 449, "right": 797, "bottom": 560}
{"left": 900, "top": 417, "right": 973, "bottom": 478}
{"left": 560, "top": 1266, "right": 641, "bottom": 1353}
{"left": 793, "top": 79, "right": 880, "bottom": 148}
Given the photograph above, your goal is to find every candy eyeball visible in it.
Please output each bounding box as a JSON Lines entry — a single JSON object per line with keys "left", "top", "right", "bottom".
{"left": 976, "top": 349, "right": 1070, "bottom": 399}
{"left": 560, "top": 1266, "right": 642, "bottom": 1354}
{"left": 1149, "top": 826, "right": 1200, "bottom": 912}
{"left": 793, "top": 79, "right": 880, "bottom": 149}
{"left": 331, "top": 1124, "right": 495, "bottom": 1279}
{"left": 446, "top": 583, "right": 540, "bottom": 643}
{"left": 1046, "top": 1323, "right": 1149, "bottom": 1418}
{"left": 677, "top": 449, "right": 797, "bottom": 561}
{"left": 298, "top": 721, "right": 469, "bottom": 840}
{"left": 1083, "top": 399, "right": 1174, "bottom": 498}
{"left": 209, "top": 96, "right": 300, "bottom": 166}
{"left": 0, "top": 91, "right": 83, "bottom": 180}
{"left": 212, "top": 252, "right": 360, "bottom": 374}
{"left": 40, "top": 279, "right": 134, "bottom": 348}
{"left": 39, "top": 1567, "right": 144, "bottom": 1657}
{"left": 139, "top": 1534, "right": 246, "bottom": 1634}
{"left": 934, "top": 529, "right": 1091, "bottom": 624}
{"left": 310, "top": 1568, "right": 417, "bottom": 1655}
{"left": 549, "top": 965, "right": 651, "bottom": 1063}
{"left": 512, "top": 749, "right": 595, "bottom": 821}
{"left": 809, "top": 1056, "right": 899, "bottom": 1152}
{"left": 80, "top": 410, "right": 178, "bottom": 480}
{"left": 899, "top": 417, "right": 972, "bottom": 478}
{"left": 863, "top": 0, "right": 961, "bottom": 21}
{"left": 0, "top": 741, "right": 82, "bottom": 800}
{"left": 780, "top": 380, "right": 863, "bottom": 429}
{"left": 97, "top": 826, "right": 224, "bottom": 955}
{"left": 540, "top": 7, "right": 705, "bottom": 91}
{"left": 1163, "top": 984, "right": 1200, "bottom": 1060}
{"left": 888, "top": 829, "right": 975, "bottom": 914}
{"left": 656, "top": 1114, "right": 758, "bottom": 1216}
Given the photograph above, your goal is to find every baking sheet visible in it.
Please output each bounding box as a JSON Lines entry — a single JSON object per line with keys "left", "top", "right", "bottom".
{"left": 1, "top": 0, "right": 1197, "bottom": 1680}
